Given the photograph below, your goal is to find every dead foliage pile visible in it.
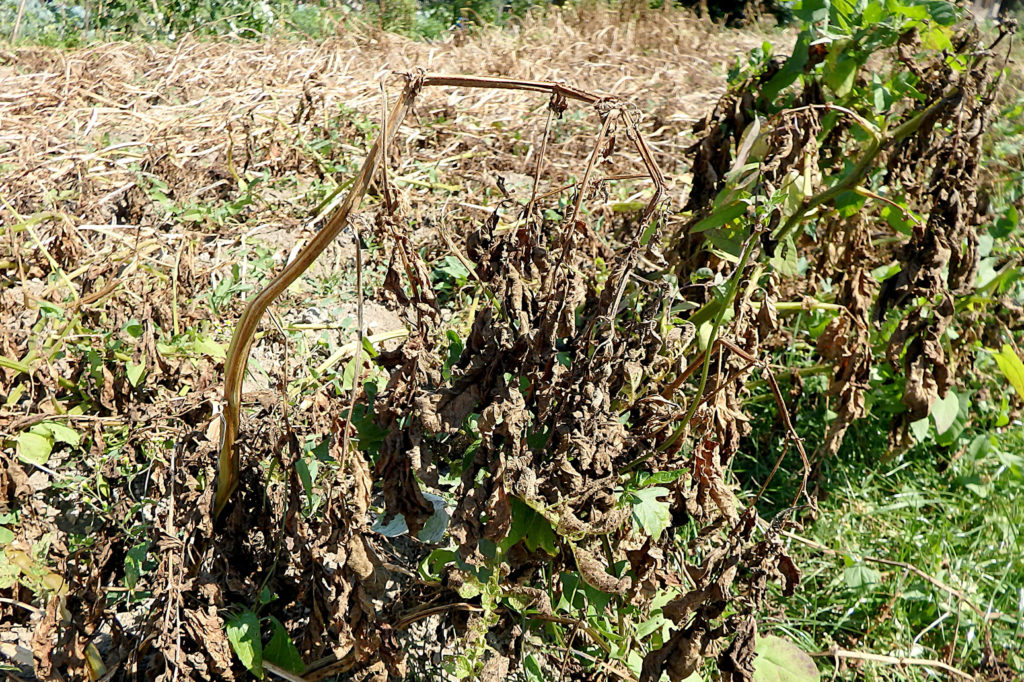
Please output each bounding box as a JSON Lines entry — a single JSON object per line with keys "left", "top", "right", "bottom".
{"left": 2, "top": 3, "right": 1017, "bottom": 682}
{"left": 204, "top": 68, "right": 806, "bottom": 682}
{"left": 0, "top": 5, "right": 775, "bottom": 680}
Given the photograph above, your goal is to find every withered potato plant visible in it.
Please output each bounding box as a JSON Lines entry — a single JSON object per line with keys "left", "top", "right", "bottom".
{"left": 5, "top": 1, "right": 1021, "bottom": 681}
{"left": 205, "top": 3, "right": 1017, "bottom": 681}
{"left": 201, "top": 3, "right": 1015, "bottom": 679}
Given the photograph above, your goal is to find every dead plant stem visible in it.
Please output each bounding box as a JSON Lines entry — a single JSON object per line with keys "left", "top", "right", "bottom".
{"left": 778, "top": 528, "right": 994, "bottom": 621}
{"left": 812, "top": 647, "right": 975, "bottom": 681}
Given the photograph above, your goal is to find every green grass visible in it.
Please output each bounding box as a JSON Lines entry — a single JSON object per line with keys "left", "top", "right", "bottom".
{"left": 736, "top": 406, "right": 1024, "bottom": 679}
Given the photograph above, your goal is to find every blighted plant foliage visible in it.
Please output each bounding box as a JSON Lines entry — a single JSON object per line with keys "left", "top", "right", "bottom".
{"left": 195, "top": 68, "right": 809, "bottom": 680}
{"left": 328, "top": 74, "right": 806, "bottom": 681}
{"left": 5, "top": 2, "right": 1019, "bottom": 681}
{"left": 353, "top": 8, "right": 1014, "bottom": 682}
{"left": 678, "top": 6, "right": 1014, "bottom": 464}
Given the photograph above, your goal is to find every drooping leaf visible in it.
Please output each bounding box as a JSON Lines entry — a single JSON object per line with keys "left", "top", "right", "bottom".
{"left": 753, "top": 635, "right": 820, "bottom": 682}
{"left": 371, "top": 492, "right": 450, "bottom": 544}
{"left": 628, "top": 487, "right": 672, "bottom": 541}
{"left": 225, "top": 609, "right": 263, "bottom": 678}
{"left": 264, "top": 616, "right": 305, "bottom": 675}
{"left": 993, "top": 345, "right": 1024, "bottom": 400}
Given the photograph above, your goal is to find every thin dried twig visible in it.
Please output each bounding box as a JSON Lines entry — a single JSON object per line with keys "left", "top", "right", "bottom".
{"left": 811, "top": 646, "right": 976, "bottom": 681}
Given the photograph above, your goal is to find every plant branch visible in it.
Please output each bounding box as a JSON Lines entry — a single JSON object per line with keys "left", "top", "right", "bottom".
{"left": 776, "top": 89, "right": 958, "bottom": 244}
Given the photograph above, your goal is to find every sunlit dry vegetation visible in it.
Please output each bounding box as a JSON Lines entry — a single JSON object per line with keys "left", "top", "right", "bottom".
{"left": 1, "top": 1, "right": 1022, "bottom": 681}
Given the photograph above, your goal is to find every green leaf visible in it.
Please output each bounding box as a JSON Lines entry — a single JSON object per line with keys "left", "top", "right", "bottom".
{"left": 504, "top": 498, "right": 557, "bottom": 555}
{"left": 0, "top": 354, "right": 30, "bottom": 375}
{"left": 922, "top": 25, "right": 952, "bottom": 51}
{"left": 930, "top": 390, "right": 960, "bottom": 435}
{"left": 636, "top": 470, "right": 686, "bottom": 487}
{"left": 824, "top": 41, "right": 858, "bottom": 97}
{"left": 125, "top": 542, "right": 150, "bottom": 591}
{"left": 126, "top": 361, "right": 146, "bottom": 387}
{"left": 295, "top": 458, "right": 314, "bottom": 499}
{"left": 123, "top": 319, "right": 144, "bottom": 338}
{"left": 443, "top": 330, "right": 464, "bottom": 380}
{"left": 0, "top": 527, "right": 14, "bottom": 546}
{"left": 794, "top": 0, "right": 829, "bottom": 24}
{"left": 194, "top": 337, "right": 227, "bottom": 360}
{"left": 433, "top": 255, "right": 471, "bottom": 286}
{"left": 909, "top": 417, "right": 930, "bottom": 443}
{"left": 843, "top": 562, "right": 881, "bottom": 591}
{"left": 830, "top": 0, "right": 857, "bottom": 28}
{"left": 924, "top": 0, "right": 959, "bottom": 25}
{"left": 691, "top": 202, "right": 746, "bottom": 233}
{"left": 991, "top": 205, "right": 1018, "bottom": 238}
{"left": 895, "top": 2, "right": 929, "bottom": 19}
{"left": 225, "top": 609, "right": 263, "bottom": 678}
{"left": 524, "top": 653, "right": 545, "bottom": 682}
{"left": 993, "top": 345, "right": 1024, "bottom": 399}
{"left": 762, "top": 34, "right": 810, "bottom": 103}
{"left": 264, "top": 616, "right": 305, "bottom": 675}
{"left": 628, "top": 487, "right": 672, "bottom": 541}
{"left": 935, "top": 390, "right": 969, "bottom": 447}
{"left": 871, "top": 73, "right": 894, "bottom": 113}
{"left": 419, "top": 548, "right": 459, "bottom": 582}
{"left": 17, "top": 431, "right": 52, "bottom": 466}
{"left": 636, "top": 612, "right": 667, "bottom": 639}
{"left": 769, "top": 237, "right": 799, "bottom": 277}
{"left": 705, "top": 224, "right": 747, "bottom": 262}
{"left": 954, "top": 473, "right": 989, "bottom": 498}
{"left": 863, "top": 0, "right": 884, "bottom": 22}
{"left": 833, "top": 191, "right": 866, "bottom": 218}
{"left": 341, "top": 351, "right": 365, "bottom": 391}
{"left": 753, "top": 635, "right": 820, "bottom": 682}
{"left": 41, "top": 422, "right": 80, "bottom": 447}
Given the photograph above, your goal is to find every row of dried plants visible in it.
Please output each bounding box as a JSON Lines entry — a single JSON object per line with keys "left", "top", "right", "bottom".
{"left": 2, "top": 1, "right": 1023, "bottom": 681}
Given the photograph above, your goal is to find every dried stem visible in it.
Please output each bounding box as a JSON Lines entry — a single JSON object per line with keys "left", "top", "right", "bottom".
{"left": 214, "top": 73, "right": 666, "bottom": 519}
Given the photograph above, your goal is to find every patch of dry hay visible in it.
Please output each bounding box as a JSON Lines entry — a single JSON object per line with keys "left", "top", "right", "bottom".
{"left": 0, "top": 4, "right": 765, "bottom": 218}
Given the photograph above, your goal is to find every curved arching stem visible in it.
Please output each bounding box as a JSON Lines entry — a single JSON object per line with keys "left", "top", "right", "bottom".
{"left": 212, "top": 73, "right": 660, "bottom": 519}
